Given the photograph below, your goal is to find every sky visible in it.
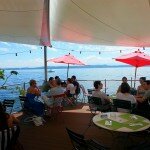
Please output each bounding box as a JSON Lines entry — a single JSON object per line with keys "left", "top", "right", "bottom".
{"left": 0, "top": 40, "right": 149, "bottom": 68}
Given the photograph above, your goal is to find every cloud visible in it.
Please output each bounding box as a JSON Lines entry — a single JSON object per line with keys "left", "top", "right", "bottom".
{"left": 22, "top": 44, "right": 38, "bottom": 50}
{"left": 48, "top": 47, "right": 58, "bottom": 52}
{"left": 83, "top": 55, "right": 118, "bottom": 65}
{"left": 0, "top": 58, "right": 44, "bottom": 68}
{"left": 0, "top": 42, "right": 10, "bottom": 46}
{"left": 0, "top": 48, "right": 9, "bottom": 52}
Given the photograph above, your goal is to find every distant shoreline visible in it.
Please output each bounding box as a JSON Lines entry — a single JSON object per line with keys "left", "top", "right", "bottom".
{"left": 2, "top": 64, "right": 146, "bottom": 70}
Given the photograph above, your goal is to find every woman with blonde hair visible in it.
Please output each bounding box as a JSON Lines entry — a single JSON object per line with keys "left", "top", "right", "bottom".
{"left": 26, "top": 79, "right": 44, "bottom": 116}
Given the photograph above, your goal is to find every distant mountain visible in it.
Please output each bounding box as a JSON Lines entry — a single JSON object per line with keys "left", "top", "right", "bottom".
{"left": 3, "top": 64, "right": 135, "bottom": 70}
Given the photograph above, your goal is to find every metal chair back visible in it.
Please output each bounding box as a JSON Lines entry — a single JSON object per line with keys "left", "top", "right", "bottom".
{"left": 113, "top": 99, "right": 132, "bottom": 112}
{"left": 3, "top": 99, "right": 15, "bottom": 114}
{"left": 89, "top": 97, "right": 111, "bottom": 115}
{"left": 0, "top": 126, "right": 20, "bottom": 150}
{"left": 66, "top": 128, "right": 110, "bottom": 150}
{"left": 66, "top": 128, "right": 87, "bottom": 150}
{"left": 19, "top": 96, "right": 27, "bottom": 110}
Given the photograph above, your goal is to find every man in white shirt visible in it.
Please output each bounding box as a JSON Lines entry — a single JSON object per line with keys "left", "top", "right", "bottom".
{"left": 43, "top": 79, "right": 65, "bottom": 106}
{"left": 66, "top": 78, "right": 75, "bottom": 97}
{"left": 92, "top": 81, "right": 110, "bottom": 105}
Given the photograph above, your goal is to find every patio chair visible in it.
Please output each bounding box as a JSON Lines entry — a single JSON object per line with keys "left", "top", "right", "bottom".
{"left": 129, "top": 127, "right": 150, "bottom": 142}
{"left": 89, "top": 97, "right": 111, "bottom": 115}
{"left": 130, "top": 88, "right": 137, "bottom": 96}
{"left": 2, "top": 99, "right": 15, "bottom": 114}
{"left": 87, "top": 89, "right": 95, "bottom": 95}
{"left": 0, "top": 125, "right": 21, "bottom": 150}
{"left": 80, "top": 84, "right": 90, "bottom": 103}
{"left": 25, "top": 93, "right": 45, "bottom": 116}
{"left": 19, "top": 95, "right": 27, "bottom": 110}
{"left": 134, "top": 99, "right": 150, "bottom": 120}
{"left": 113, "top": 99, "right": 135, "bottom": 113}
{"left": 46, "top": 93, "right": 66, "bottom": 118}
{"left": 66, "top": 128, "right": 110, "bottom": 150}
{"left": 127, "top": 141, "right": 150, "bottom": 150}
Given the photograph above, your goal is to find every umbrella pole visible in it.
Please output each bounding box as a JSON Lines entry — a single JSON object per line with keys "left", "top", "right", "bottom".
{"left": 134, "top": 67, "right": 137, "bottom": 88}
{"left": 44, "top": 46, "right": 48, "bottom": 82}
{"left": 67, "top": 64, "right": 69, "bottom": 79}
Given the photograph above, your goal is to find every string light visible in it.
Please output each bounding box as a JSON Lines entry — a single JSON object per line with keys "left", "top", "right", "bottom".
{"left": 50, "top": 45, "right": 144, "bottom": 54}
{"left": 0, "top": 46, "right": 43, "bottom": 56}
{"left": 30, "top": 50, "right": 31, "bottom": 53}
{"left": 0, "top": 49, "right": 37, "bottom": 56}
{"left": 0, "top": 45, "right": 146, "bottom": 57}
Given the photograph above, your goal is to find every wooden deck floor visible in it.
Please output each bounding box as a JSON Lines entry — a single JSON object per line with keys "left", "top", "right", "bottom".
{"left": 17, "top": 104, "right": 148, "bottom": 150}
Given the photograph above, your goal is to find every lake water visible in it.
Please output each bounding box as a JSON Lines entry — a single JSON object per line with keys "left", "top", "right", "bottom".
{"left": 0, "top": 66, "right": 149, "bottom": 112}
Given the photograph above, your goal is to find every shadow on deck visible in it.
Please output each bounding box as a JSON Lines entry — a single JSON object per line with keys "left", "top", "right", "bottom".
{"left": 16, "top": 104, "right": 149, "bottom": 150}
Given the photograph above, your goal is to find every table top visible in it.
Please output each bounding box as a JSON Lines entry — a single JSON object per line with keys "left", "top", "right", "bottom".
{"left": 93, "top": 112, "right": 150, "bottom": 132}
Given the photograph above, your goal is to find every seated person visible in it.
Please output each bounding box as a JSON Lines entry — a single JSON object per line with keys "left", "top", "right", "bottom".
{"left": 136, "top": 77, "right": 146, "bottom": 97}
{"left": 0, "top": 102, "right": 19, "bottom": 130}
{"left": 71, "top": 75, "right": 80, "bottom": 96}
{"left": 26, "top": 79, "right": 44, "bottom": 116}
{"left": 43, "top": 79, "right": 65, "bottom": 106}
{"left": 55, "top": 76, "right": 60, "bottom": 81}
{"left": 92, "top": 81, "right": 110, "bottom": 105}
{"left": 117, "top": 77, "right": 129, "bottom": 93}
{"left": 116, "top": 82, "right": 137, "bottom": 112}
{"left": 41, "top": 80, "right": 50, "bottom": 92}
{"left": 42, "top": 77, "right": 56, "bottom": 92}
{"left": 49, "top": 77, "right": 57, "bottom": 88}
{"left": 61, "top": 81, "right": 67, "bottom": 88}
{"left": 135, "top": 80, "right": 150, "bottom": 119}
{"left": 66, "top": 78, "right": 75, "bottom": 97}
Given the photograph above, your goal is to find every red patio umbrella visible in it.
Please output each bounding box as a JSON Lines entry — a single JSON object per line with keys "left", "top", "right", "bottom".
{"left": 47, "top": 53, "right": 85, "bottom": 78}
{"left": 115, "top": 50, "right": 150, "bottom": 87}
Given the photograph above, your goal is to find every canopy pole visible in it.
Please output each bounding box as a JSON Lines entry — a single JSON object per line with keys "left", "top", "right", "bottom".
{"left": 134, "top": 67, "right": 137, "bottom": 88}
{"left": 67, "top": 64, "right": 69, "bottom": 79}
{"left": 44, "top": 46, "right": 48, "bottom": 82}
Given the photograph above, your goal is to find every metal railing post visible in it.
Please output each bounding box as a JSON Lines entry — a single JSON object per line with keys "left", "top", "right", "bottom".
{"left": 23, "top": 82, "right": 26, "bottom": 90}
{"left": 105, "top": 79, "right": 106, "bottom": 93}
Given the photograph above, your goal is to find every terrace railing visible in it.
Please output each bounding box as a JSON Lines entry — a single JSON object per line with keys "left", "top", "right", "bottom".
{"left": 0, "top": 77, "right": 138, "bottom": 95}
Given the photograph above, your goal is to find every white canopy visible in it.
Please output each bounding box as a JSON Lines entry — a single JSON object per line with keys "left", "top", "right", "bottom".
{"left": 0, "top": 0, "right": 50, "bottom": 46}
{"left": 0, "top": 0, "right": 150, "bottom": 47}
{"left": 50, "top": 0, "right": 150, "bottom": 47}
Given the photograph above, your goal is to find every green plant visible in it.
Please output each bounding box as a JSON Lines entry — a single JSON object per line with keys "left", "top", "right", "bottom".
{"left": 0, "top": 69, "right": 4, "bottom": 79}
{"left": 0, "top": 69, "right": 18, "bottom": 88}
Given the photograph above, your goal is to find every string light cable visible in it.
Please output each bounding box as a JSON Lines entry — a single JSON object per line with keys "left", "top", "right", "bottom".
{"left": 0, "top": 47, "right": 43, "bottom": 56}
{"left": 49, "top": 45, "right": 145, "bottom": 54}
{"left": 0, "top": 46, "right": 146, "bottom": 56}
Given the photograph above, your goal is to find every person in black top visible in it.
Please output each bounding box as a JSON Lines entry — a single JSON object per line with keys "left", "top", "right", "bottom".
{"left": 71, "top": 75, "right": 80, "bottom": 95}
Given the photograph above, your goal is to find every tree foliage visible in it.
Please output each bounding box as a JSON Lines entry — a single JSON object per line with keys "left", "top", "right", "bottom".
{"left": 0, "top": 69, "right": 5, "bottom": 80}
{"left": 0, "top": 69, "right": 19, "bottom": 88}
